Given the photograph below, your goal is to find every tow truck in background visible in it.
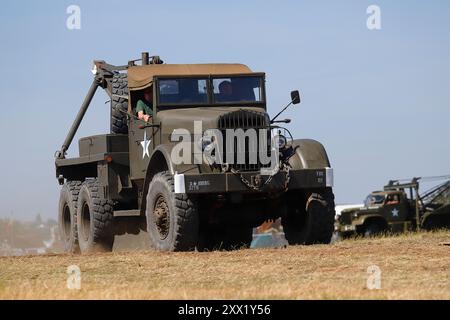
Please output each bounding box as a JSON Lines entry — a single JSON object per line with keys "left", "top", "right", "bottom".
{"left": 335, "top": 176, "right": 450, "bottom": 237}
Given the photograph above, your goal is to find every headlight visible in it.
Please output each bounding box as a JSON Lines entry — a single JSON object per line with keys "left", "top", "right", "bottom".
{"left": 197, "top": 136, "right": 214, "bottom": 151}
{"left": 277, "top": 135, "right": 287, "bottom": 149}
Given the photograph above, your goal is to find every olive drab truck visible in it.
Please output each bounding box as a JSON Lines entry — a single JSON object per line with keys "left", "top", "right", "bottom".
{"left": 55, "top": 52, "right": 336, "bottom": 252}
{"left": 335, "top": 176, "right": 450, "bottom": 237}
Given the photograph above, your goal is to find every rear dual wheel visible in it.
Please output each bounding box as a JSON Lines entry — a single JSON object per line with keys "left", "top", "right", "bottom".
{"left": 76, "top": 179, "right": 115, "bottom": 253}
{"left": 58, "top": 181, "right": 82, "bottom": 253}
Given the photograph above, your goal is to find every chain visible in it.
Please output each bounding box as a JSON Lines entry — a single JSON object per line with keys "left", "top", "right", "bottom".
{"left": 230, "top": 162, "right": 291, "bottom": 192}
{"left": 282, "top": 162, "right": 291, "bottom": 191}
{"left": 230, "top": 168, "right": 263, "bottom": 192}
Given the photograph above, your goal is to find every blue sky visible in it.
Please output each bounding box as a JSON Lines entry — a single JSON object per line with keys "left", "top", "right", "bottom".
{"left": 0, "top": 0, "right": 449, "bottom": 219}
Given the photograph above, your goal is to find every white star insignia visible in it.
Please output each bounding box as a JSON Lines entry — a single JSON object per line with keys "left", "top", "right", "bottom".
{"left": 391, "top": 208, "right": 399, "bottom": 217}
{"left": 140, "top": 131, "right": 151, "bottom": 159}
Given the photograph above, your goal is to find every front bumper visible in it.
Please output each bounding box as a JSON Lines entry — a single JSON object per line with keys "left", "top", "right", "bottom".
{"left": 335, "top": 224, "right": 357, "bottom": 233}
{"left": 174, "top": 167, "right": 333, "bottom": 194}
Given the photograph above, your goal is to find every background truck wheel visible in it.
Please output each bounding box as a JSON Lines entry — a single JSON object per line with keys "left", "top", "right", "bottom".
{"left": 77, "top": 179, "right": 114, "bottom": 253}
{"left": 363, "top": 222, "right": 385, "bottom": 237}
{"left": 422, "top": 214, "right": 450, "bottom": 230}
{"left": 58, "top": 181, "right": 82, "bottom": 253}
{"left": 282, "top": 188, "right": 335, "bottom": 245}
{"left": 111, "top": 73, "right": 128, "bottom": 134}
{"left": 146, "top": 172, "right": 199, "bottom": 251}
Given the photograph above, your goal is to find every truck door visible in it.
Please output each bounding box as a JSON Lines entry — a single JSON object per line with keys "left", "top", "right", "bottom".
{"left": 128, "top": 116, "right": 153, "bottom": 181}
{"left": 383, "top": 193, "right": 409, "bottom": 231}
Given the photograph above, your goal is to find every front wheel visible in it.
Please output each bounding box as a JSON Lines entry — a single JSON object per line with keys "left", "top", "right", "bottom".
{"left": 146, "top": 172, "right": 199, "bottom": 251}
{"left": 282, "top": 188, "right": 336, "bottom": 245}
{"left": 363, "top": 222, "right": 385, "bottom": 237}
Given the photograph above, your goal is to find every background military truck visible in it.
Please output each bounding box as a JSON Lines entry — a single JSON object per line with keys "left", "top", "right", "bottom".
{"left": 55, "top": 52, "right": 336, "bottom": 253}
{"left": 335, "top": 176, "right": 450, "bottom": 237}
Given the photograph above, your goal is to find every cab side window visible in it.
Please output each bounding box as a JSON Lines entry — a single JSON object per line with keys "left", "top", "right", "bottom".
{"left": 133, "top": 87, "right": 153, "bottom": 122}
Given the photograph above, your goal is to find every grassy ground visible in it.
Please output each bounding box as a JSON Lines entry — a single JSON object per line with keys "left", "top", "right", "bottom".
{"left": 0, "top": 230, "right": 449, "bottom": 299}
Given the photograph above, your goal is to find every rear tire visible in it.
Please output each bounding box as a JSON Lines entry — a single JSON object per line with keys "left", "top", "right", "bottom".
{"left": 58, "top": 181, "right": 82, "bottom": 253}
{"left": 146, "top": 172, "right": 199, "bottom": 251}
{"left": 77, "top": 179, "right": 114, "bottom": 253}
{"left": 282, "top": 188, "right": 335, "bottom": 245}
{"left": 111, "top": 73, "right": 128, "bottom": 134}
{"left": 422, "top": 214, "right": 450, "bottom": 230}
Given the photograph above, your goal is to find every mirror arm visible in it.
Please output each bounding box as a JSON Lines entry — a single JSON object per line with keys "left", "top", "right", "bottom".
{"left": 270, "top": 101, "right": 293, "bottom": 124}
{"left": 272, "top": 119, "right": 291, "bottom": 124}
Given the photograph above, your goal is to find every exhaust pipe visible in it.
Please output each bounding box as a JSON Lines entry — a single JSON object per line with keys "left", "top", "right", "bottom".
{"left": 142, "top": 52, "right": 149, "bottom": 65}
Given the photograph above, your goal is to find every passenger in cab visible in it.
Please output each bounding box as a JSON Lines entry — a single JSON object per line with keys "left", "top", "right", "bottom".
{"left": 136, "top": 87, "right": 153, "bottom": 122}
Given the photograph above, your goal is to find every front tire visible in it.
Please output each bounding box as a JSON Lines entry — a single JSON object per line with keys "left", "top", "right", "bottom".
{"left": 146, "top": 172, "right": 199, "bottom": 251}
{"left": 363, "top": 222, "right": 384, "bottom": 237}
{"left": 76, "top": 179, "right": 114, "bottom": 253}
{"left": 282, "top": 188, "right": 336, "bottom": 245}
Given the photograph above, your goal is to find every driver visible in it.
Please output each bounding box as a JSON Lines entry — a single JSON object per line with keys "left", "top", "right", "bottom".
{"left": 216, "top": 80, "right": 233, "bottom": 102}
{"left": 386, "top": 194, "right": 400, "bottom": 205}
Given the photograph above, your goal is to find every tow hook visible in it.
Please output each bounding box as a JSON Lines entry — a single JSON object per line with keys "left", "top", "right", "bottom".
{"left": 252, "top": 175, "right": 263, "bottom": 188}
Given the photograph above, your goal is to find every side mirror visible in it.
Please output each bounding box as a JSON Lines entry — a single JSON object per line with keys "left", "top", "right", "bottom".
{"left": 291, "top": 90, "right": 301, "bottom": 105}
{"left": 270, "top": 91, "right": 301, "bottom": 123}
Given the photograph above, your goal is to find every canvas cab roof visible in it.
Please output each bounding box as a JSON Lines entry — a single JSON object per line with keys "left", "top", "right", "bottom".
{"left": 127, "top": 63, "right": 253, "bottom": 90}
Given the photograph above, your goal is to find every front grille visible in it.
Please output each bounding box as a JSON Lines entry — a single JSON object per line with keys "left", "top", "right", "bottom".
{"left": 339, "top": 212, "right": 353, "bottom": 225}
{"left": 218, "top": 109, "right": 271, "bottom": 172}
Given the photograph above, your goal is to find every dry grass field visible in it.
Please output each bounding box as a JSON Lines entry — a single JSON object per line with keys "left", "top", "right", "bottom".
{"left": 0, "top": 230, "right": 449, "bottom": 300}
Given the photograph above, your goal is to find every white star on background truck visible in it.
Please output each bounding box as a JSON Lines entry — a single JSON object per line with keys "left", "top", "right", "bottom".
{"left": 391, "top": 208, "right": 399, "bottom": 217}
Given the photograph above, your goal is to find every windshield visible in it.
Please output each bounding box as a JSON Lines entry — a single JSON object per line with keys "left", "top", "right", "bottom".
{"left": 212, "top": 76, "right": 263, "bottom": 104}
{"left": 364, "top": 194, "right": 386, "bottom": 207}
{"left": 156, "top": 75, "right": 264, "bottom": 107}
{"left": 158, "top": 78, "right": 208, "bottom": 105}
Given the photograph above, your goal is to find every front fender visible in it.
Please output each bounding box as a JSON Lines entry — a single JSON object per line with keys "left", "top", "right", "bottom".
{"left": 355, "top": 214, "right": 387, "bottom": 227}
{"left": 288, "top": 139, "right": 331, "bottom": 170}
{"left": 140, "top": 144, "right": 201, "bottom": 214}
{"left": 147, "top": 144, "right": 202, "bottom": 177}
{"left": 148, "top": 144, "right": 176, "bottom": 175}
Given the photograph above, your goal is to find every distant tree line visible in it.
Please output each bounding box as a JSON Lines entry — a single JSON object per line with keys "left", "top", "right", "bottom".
{"left": 0, "top": 215, "right": 63, "bottom": 251}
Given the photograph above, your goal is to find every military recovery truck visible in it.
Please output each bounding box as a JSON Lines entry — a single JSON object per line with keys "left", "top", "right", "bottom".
{"left": 335, "top": 176, "right": 450, "bottom": 237}
{"left": 55, "top": 52, "right": 335, "bottom": 252}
